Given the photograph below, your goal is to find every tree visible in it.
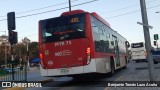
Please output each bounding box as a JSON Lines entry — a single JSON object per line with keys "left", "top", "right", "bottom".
{"left": 13, "top": 38, "right": 39, "bottom": 63}
{"left": 0, "top": 36, "right": 39, "bottom": 65}
{"left": 0, "top": 35, "right": 10, "bottom": 65}
{"left": 28, "top": 42, "right": 39, "bottom": 60}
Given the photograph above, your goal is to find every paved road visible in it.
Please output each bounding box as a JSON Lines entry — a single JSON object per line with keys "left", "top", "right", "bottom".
{"left": 24, "top": 61, "right": 160, "bottom": 90}
{"left": 1, "top": 61, "right": 160, "bottom": 90}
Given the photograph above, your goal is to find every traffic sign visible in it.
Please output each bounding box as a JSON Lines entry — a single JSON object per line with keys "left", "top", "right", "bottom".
{"left": 154, "top": 34, "right": 159, "bottom": 40}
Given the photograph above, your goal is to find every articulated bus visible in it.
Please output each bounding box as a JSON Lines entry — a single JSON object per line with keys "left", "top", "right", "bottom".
{"left": 39, "top": 10, "right": 130, "bottom": 77}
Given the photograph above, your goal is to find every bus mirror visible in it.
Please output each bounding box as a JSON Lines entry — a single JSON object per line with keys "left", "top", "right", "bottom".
{"left": 125, "top": 41, "right": 130, "bottom": 48}
{"left": 111, "top": 41, "right": 114, "bottom": 46}
{"left": 128, "top": 44, "right": 130, "bottom": 48}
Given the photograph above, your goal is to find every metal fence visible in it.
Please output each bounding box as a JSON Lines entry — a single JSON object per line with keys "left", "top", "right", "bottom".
{"left": 0, "top": 61, "right": 27, "bottom": 81}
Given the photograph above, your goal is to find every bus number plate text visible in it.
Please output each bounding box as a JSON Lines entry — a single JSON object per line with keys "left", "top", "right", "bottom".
{"left": 60, "top": 69, "right": 69, "bottom": 74}
{"left": 55, "top": 41, "right": 71, "bottom": 47}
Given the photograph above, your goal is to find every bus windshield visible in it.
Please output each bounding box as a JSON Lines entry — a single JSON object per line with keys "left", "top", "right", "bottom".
{"left": 40, "top": 13, "right": 85, "bottom": 43}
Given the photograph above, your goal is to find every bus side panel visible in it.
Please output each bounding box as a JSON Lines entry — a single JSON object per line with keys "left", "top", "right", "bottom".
{"left": 40, "top": 58, "right": 112, "bottom": 76}
{"left": 40, "top": 58, "right": 97, "bottom": 76}
{"left": 85, "top": 13, "right": 96, "bottom": 58}
{"left": 85, "top": 14, "right": 113, "bottom": 73}
{"left": 119, "top": 55, "right": 127, "bottom": 68}
{"left": 95, "top": 58, "right": 111, "bottom": 73}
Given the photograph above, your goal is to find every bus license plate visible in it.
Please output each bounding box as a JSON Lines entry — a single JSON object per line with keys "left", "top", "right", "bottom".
{"left": 61, "top": 69, "right": 69, "bottom": 74}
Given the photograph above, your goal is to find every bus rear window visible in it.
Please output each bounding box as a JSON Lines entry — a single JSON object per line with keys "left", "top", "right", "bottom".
{"left": 131, "top": 42, "right": 144, "bottom": 48}
{"left": 40, "top": 13, "right": 85, "bottom": 43}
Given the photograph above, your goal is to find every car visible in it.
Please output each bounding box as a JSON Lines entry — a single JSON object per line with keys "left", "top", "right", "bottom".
{"left": 152, "top": 50, "right": 160, "bottom": 64}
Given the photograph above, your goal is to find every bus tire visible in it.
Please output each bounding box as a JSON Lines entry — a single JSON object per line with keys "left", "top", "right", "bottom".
{"left": 109, "top": 58, "right": 115, "bottom": 76}
{"left": 154, "top": 59, "right": 158, "bottom": 64}
{"left": 135, "top": 60, "right": 139, "bottom": 63}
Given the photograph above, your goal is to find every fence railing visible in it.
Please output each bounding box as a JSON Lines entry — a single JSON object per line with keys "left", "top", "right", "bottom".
{"left": 0, "top": 61, "right": 27, "bottom": 81}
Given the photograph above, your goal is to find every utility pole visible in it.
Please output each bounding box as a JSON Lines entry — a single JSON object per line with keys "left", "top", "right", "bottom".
{"left": 24, "top": 37, "right": 30, "bottom": 71}
{"left": 140, "top": 0, "right": 155, "bottom": 81}
{"left": 69, "top": 0, "right": 71, "bottom": 11}
{"left": 27, "top": 42, "right": 29, "bottom": 70}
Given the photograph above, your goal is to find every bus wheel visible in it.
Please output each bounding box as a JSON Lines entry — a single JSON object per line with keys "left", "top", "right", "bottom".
{"left": 135, "top": 60, "right": 139, "bottom": 63}
{"left": 154, "top": 59, "right": 158, "bottom": 64}
{"left": 109, "top": 58, "right": 115, "bottom": 76}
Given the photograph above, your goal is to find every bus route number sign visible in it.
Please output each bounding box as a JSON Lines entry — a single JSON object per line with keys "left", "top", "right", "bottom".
{"left": 71, "top": 17, "right": 79, "bottom": 23}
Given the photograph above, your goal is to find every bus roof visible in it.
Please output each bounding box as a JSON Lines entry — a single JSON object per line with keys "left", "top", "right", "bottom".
{"left": 61, "top": 10, "right": 86, "bottom": 16}
{"left": 40, "top": 9, "right": 127, "bottom": 42}
{"left": 61, "top": 10, "right": 111, "bottom": 28}
{"left": 91, "top": 12, "right": 111, "bottom": 28}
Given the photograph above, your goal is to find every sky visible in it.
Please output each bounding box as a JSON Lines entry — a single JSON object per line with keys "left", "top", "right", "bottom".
{"left": 0, "top": 0, "right": 160, "bottom": 48}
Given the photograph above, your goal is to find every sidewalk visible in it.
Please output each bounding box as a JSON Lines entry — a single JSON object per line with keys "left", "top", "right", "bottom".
{"left": 2, "top": 67, "right": 53, "bottom": 90}
{"left": 27, "top": 67, "right": 53, "bottom": 82}
{"left": 105, "top": 61, "right": 160, "bottom": 90}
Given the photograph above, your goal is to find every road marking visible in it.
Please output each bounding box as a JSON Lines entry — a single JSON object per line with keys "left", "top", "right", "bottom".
{"left": 104, "top": 73, "right": 126, "bottom": 90}
{"left": 115, "top": 74, "right": 125, "bottom": 81}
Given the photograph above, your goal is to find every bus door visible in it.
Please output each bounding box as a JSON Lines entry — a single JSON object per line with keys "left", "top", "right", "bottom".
{"left": 112, "top": 35, "right": 120, "bottom": 67}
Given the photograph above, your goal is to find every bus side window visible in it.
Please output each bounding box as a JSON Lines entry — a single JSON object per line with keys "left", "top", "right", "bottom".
{"left": 95, "top": 41, "right": 100, "bottom": 52}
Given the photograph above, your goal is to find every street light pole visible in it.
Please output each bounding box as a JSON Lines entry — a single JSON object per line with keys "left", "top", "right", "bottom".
{"left": 27, "top": 42, "right": 30, "bottom": 70}
{"left": 24, "top": 37, "right": 30, "bottom": 70}
{"left": 140, "top": 0, "right": 155, "bottom": 81}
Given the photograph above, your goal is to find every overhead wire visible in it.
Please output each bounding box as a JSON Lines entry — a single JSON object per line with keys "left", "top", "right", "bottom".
{"left": 21, "top": 3, "right": 160, "bottom": 40}
{"left": 0, "top": 0, "right": 79, "bottom": 18}
{"left": 0, "top": 0, "right": 98, "bottom": 21}
{"left": 105, "top": 4, "right": 160, "bottom": 19}
{"left": 16, "top": 0, "right": 79, "bottom": 15}
{"left": 14, "top": 0, "right": 98, "bottom": 39}
{"left": 101, "top": 0, "right": 158, "bottom": 14}
{"left": 1, "top": 0, "right": 159, "bottom": 39}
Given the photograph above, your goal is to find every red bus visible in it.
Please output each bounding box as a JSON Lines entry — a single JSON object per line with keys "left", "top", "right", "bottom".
{"left": 39, "top": 10, "right": 130, "bottom": 77}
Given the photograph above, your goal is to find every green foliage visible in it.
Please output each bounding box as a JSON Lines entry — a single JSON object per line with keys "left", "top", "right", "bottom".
{"left": 0, "top": 40, "right": 39, "bottom": 65}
